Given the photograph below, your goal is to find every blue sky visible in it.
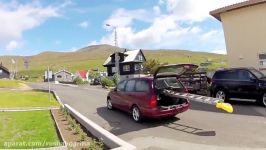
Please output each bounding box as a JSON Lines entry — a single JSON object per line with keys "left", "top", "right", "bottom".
{"left": 0, "top": 0, "right": 245, "bottom": 56}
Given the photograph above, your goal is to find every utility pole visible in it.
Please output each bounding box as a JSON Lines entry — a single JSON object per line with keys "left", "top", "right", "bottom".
{"left": 106, "top": 24, "right": 120, "bottom": 76}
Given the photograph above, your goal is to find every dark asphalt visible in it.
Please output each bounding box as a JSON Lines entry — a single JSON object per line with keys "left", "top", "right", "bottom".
{"left": 29, "top": 83, "right": 266, "bottom": 150}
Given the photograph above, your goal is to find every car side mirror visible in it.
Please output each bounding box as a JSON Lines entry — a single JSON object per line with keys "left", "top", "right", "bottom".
{"left": 250, "top": 76, "right": 256, "bottom": 82}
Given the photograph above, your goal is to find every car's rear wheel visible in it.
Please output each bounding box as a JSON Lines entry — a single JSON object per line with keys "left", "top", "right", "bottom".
{"left": 215, "top": 90, "right": 227, "bottom": 101}
{"left": 107, "top": 98, "right": 113, "bottom": 110}
{"left": 261, "top": 93, "right": 266, "bottom": 107}
{"left": 132, "top": 106, "right": 142, "bottom": 122}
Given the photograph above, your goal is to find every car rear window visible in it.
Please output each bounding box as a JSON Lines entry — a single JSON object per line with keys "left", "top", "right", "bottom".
{"left": 135, "top": 80, "right": 149, "bottom": 92}
{"left": 125, "top": 80, "right": 135, "bottom": 92}
{"left": 155, "top": 77, "right": 183, "bottom": 89}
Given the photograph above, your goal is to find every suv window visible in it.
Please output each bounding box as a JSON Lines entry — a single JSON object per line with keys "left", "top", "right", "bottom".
{"left": 125, "top": 80, "right": 135, "bottom": 92}
{"left": 214, "top": 70, "right": 238, "bottom": 80}
{"left": 238, "top": 70, "right": 253, "bottom": 80}
{"left": 249, "top": 69, "right": 265, "bottom": 79}
{"left": 117, "top": 80, "right": 126, "bottom": 91}
{"left": 135, "top": 80, "right": 149, "bottom": 92}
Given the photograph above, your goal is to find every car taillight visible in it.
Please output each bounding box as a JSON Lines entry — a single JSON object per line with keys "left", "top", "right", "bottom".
{"left": 149, "top": 95, "right": 157, "bottom": 108}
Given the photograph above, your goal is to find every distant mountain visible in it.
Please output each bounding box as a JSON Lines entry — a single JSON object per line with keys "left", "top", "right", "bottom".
{"left": 0, "top": 44, "right": 226, "bottom": 81}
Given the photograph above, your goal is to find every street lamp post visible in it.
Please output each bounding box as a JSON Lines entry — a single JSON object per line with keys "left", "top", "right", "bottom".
{"left": 47, "top": 66, "right": 51, "bottom": 103}
{"left": 106, "top": 24, "right": 120, "bottom": 76}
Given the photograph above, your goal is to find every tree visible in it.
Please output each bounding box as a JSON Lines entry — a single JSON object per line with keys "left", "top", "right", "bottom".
{"left": 142, "top": 59, "right": 161, "bottom": 74}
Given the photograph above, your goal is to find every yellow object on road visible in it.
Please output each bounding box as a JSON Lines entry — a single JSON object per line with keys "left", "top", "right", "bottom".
{"left": 216, "top": 102, "right": 234, "bottom": 113}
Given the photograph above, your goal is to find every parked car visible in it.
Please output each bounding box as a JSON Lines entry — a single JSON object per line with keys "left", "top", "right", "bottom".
{"left": 90, "top": 77, "right": 101, "bottom": 85}
{"left": 106, "top": 64, "right": 191, "bottom": 122}
{"left": 210, "top": 68, "right": 266, "bottom": 107}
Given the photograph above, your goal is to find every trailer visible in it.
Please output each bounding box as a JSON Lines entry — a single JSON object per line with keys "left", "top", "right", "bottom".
{"left": 175, "top": 64, "right": 208, "bottom": 95}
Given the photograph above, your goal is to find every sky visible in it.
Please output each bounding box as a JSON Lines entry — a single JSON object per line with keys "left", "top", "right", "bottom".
{"left": 0, "top": 0, "right": 246, "bottom": 56}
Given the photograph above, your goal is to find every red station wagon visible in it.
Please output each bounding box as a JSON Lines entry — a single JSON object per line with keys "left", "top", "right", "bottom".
{"left": 107, "top": 64, "right": 191, "bottom": 122}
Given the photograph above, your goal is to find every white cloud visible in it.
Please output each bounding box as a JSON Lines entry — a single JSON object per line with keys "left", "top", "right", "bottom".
{"left": 0, "top": 1, "right": 70, "bottom": 51}
{"left": 6, "top": 40, "right": 20, "bottom": 50}
{"left": 79, "top": 21, "right": 89, "bottom": 28}
{"left": 162, "top": 0, "right": 245, "bottom": 22}
{"left": 90, "top": 0, "right": 245, "bottom": 52}
{"left": 211, "top": 50, "right": 227, "bottom": 55}
{"left": 104, "top": 8, "right": 154, "bottom": 28}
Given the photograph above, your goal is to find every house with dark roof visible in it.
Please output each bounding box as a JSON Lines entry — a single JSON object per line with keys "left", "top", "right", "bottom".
{"left": 103, "top": 49, "right": 146, "bottom": 79}
{"left": 0, "top": 63, "right": 10, "bottom": 79}
{"left": 210, "top": 0, "right": 266, "bottom": 73}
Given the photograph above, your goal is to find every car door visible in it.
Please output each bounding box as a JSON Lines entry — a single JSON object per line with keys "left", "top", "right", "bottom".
{"left": 236, "top": 70, "right": 258, "bottom": 99}
{"left": 122, "top": 80, "right": 136, "bottom": 112}
{"left": 111, "top": 80, "right": 127, "bottom": 109}
{"left": 222, "top": 70, "right": 239, "bottom": 97}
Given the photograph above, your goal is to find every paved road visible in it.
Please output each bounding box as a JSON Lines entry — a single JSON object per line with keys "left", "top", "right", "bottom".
{"left": 30, "top": 83, "right": 266, "bottom": 150}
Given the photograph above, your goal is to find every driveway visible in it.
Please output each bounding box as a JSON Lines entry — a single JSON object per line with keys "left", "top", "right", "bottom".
{"left": 30, "top": 83, "right": 266, "bottom": 150}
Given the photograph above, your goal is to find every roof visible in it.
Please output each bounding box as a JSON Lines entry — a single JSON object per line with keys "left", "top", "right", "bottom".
{"left": 215, "top": 67, "right": 256, "bottom": 72}
{"left": 0, "top": 63, "right": 9, "bottom": 73}
{"left": 54, "top": 69, "right": 73, "bottom": 75}
{"left": 210, "top": 0, "right": 266, "bottom": 21}
{"left": 77, "top": 70, "right": 88, "bottom": 79}
{"left": 103, "top": 49, "right": 145, "bottom": 66}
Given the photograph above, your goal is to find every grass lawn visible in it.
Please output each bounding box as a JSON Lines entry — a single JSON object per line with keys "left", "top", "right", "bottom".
{"left": 0, "top": 111, "right": 61, "bottom": 149}
{"left": 0, "top": 80, "right": 22, "bottom": 88}
{"left": 0, "top": 91, "right": 60, "bottom": 108}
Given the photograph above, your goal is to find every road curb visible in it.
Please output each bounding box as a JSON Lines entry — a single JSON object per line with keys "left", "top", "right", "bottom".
{"left": 0, "top": 107, "right": 60, "bottom": 112}
{"left": 50, "top": 90, "right": 64, "bottom": 107}
{"left": 64, "top": 104, "right": 136, "bottom": 150}
{"left": 50, "top": 110, "right": 68, "bottom": 149}
{"left": 54, "top": 83, "right": 78, "bottom": 88}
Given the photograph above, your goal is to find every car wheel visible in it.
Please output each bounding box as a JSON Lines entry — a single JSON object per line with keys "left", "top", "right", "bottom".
{"left": 262, "top": 93, "right": 266, "bottom": 107}
{"left": 107, "top": 99, "right": 113, "bottom": 110}
{"left": 215, "top": 90, "right": 227, "bottom": 101}
{"left": 132, "top": 106, "right": 142, "bottom": 122}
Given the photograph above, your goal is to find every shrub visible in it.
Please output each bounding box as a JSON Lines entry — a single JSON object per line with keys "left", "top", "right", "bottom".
{"left": 80, "top": 131, "right": 86, "bottom": 141}
{"left": 73, "top": 77, "right": 88, "bottom": 85}
{"left": 88, "top": 139, "right": 104, "bottom": 150}
{"left": 112, "top": 73, "right": 120, "bottom": 86}
{"left": 73, "top": 123, "right": 81, "bottom": 135}
{"left": 101, "top": 77, "right": 115, "bottom": 87}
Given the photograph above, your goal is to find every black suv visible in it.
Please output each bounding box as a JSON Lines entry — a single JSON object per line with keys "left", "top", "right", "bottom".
{"left": 210, "top": 68, "right": 266, "bottom": 107}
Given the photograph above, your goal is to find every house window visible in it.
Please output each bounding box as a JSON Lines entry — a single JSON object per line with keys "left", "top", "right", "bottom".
{"left": 138, "top": 55, "right": 143, "bottom": 61}
{"left": 259, "top": 54, "right": 266, "bottom": 68}
{"left": 57, "top": 75, "right": 62, "bottom": 78}
{"left": 135, "top": 64, "right": 140, "bottom": 71}
{"left": 123, "top": 65, "right": 130, "bottom": 71}
{"left": 112, "top": 67, "right": 117, "bottom": 73}
{"left": 0, "top": 69, "right": 2, "bottom": 75}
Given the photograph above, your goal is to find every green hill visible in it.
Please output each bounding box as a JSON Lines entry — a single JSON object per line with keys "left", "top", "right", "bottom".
{"left": 0, "top": 44, "right": 227, "bottom": 81}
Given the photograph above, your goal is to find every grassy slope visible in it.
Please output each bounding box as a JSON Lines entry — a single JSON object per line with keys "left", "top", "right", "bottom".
{"left": 0, "top": 91, "right": 59, "bottom": 108}
{"left": 0, "top": 80, "right": 22, "bottom": 88}
{"left": 0, "top": 44, "right": 227, "bottom": 81}
{"left": 0, "top": 111, "right": 61, "bottom": 149}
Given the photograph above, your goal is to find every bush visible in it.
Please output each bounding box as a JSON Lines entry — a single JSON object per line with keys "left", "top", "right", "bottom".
{"left": 73, "top": 77, "right": 88, "bottom": 85}
{"left": 88, "top": 139, "right": 104, "bottom": 150}
{"left": 101, "top": 77, "right": 115, "bottom": 87}
{"left": 112, "top": 73, "right": 120, "bottom": 86}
